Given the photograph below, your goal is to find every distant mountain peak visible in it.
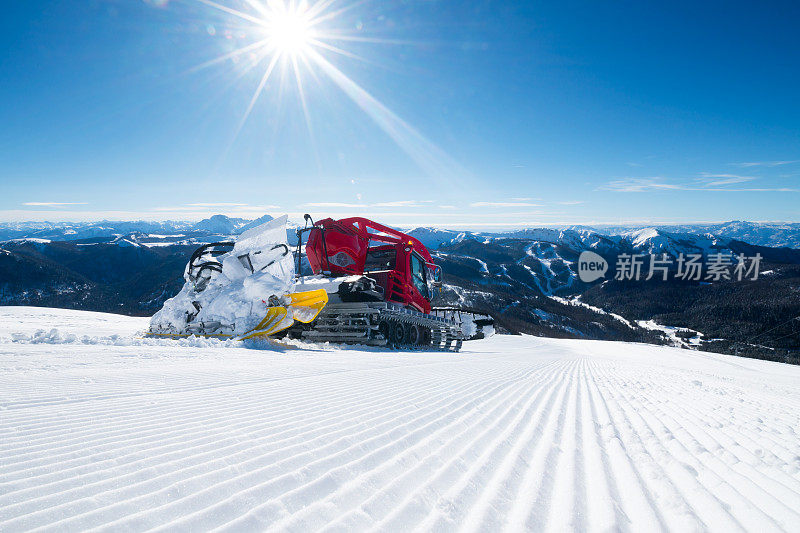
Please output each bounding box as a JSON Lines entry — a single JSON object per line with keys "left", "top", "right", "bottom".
{"left": 191, "top": 214, "right": 245, "bottom": 235}
{"left": 237, "top": 214, "right": 274, "bottom": 234}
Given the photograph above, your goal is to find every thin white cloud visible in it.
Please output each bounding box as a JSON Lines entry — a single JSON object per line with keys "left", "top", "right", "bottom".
{"left": 696, "top": 173, "right": 756, "bottom": 186}
{"left": 22, "top": 202, "right": 88, "bottom": 207}
{"left": 603, "top": 176, "right": 798, "bottom": 193}
{"left": 186, "top": 202, "right": 249, "bottom": 207}
{"left": 735, "top": 160, "right": 799, "bottom": 168}
{"left": 154, "top": 204, "right": 280, "bottom": 212}
{"left": 1, "top": 205, "right": 287, "bottom": 222}
{"left": 305, "top": 200, "right": 433, "bottom": 208}
{"left": 372, "top": 200, "right": 426, "bottom": 207}
{"left": 706, "top": 187, "right": 800, "bottom": 192}
{"left": 602, "top": 178, "right": 683, "bottom": 192}
{"left": 698, "top": 173, "right": 749, "bottom": 178}
{"left": 470, "top": 201, "right": 541, "bottom": 207}
{"left": 704, "top": 178, "right": 753, "bottom": 186}
{"left": 152, "top": 206, "right": 206, "bottom": 212}
{"left": 556, "top": 200, "right": 585, "bottom": 205}
{"left": 438, "top": 205, "right": 457, "bottom": 209}
{"left": 303, "top": 202, "right": 369, "bottom": 208}
{"left": 0, "top": 209, "right": 222, "bottom": 222}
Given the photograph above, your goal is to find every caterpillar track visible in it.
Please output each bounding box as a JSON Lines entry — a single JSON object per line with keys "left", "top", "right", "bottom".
{"left": 290, "top": 302, "right": 464, "bottom": 351}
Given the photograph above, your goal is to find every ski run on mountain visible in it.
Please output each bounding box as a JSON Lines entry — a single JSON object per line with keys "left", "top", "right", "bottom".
{"left": 1, "top": 307, "right": 799, "bottom": 532}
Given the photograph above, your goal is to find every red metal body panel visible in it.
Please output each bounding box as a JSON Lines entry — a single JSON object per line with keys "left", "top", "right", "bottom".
{"left": 306, "top": 222, "right": 366, "bottom": 275}
{"left": 305, "top": 217, "right": 437, "bottom": 313}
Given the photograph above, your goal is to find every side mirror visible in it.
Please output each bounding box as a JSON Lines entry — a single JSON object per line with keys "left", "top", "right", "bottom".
{"left": 427, "top": 264, "right": 443, "bottom": 287}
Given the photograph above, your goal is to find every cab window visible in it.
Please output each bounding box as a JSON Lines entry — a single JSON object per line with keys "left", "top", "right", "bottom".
{"left": 410, "top": 253, "right": 429, "bottom": 299}
{"left": 364, "top": 248, "right": 396, "bottom": 272}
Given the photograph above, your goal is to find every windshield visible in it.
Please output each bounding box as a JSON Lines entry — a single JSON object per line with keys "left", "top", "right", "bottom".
{"left": 410, "top": 253, "right": 429, "bottom": 299}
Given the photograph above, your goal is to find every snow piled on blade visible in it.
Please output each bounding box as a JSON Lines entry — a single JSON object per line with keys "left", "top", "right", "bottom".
{"left": 1, "top": 307, "right": 800, "bottom": 532}
{"left": 149, "top": 215, "right": 294, "bottom": 337}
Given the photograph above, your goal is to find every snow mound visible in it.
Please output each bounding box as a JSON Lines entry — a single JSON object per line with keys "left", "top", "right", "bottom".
{"left": 7, "top": 328, "right": 244, "bottom": 348}
{"left": 150, "top": 215, "right": 295, "bottom": 336}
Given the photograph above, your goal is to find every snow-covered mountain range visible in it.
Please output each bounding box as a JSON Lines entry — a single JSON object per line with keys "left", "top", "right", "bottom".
{"left": 3, "top": 217, "right": 800, "bottom": 250}
{"left": 602, "top": 220, "right": 800, "bottom": 249}
{"left": 0, "top": 214, "right": 276, "bottom": 244}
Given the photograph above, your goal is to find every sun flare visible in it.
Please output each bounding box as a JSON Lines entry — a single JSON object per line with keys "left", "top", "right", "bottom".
{"left": 262, "top": 6, "right": 316, "bottom": 55}
{"left": 194, "top": 0, "right": 463, "bottom": 180}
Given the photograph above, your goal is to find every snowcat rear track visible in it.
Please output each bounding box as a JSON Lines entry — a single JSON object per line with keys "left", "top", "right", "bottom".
{"left": 297, "top": 302, "right": 463, "bottom": 352}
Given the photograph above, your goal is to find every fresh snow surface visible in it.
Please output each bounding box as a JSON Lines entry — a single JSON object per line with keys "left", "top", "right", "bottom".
{"left": 549, "top": 296, "right": 634, "bottom": 329}
{"left": 638, "top": 319, "right": 704, "bottom": 348}
{"left": 2, "top": 308, "right": 800, "bottom": 532}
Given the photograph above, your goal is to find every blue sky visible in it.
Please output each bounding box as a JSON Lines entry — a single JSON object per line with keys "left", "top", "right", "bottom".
{"left": 1, "top": 0, "right": 799, "bottom": 228}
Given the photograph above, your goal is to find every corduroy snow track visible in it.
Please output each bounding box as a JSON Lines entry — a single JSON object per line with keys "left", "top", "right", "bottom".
{"left": 2, "top": 308, "right": 800, "bottom": 532}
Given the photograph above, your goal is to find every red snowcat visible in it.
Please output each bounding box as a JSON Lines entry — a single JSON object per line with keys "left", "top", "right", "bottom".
{"left": 148, "top": 214, "right": 491, "bottom": 351}
{"left": 289, "top": 215, "right": 468, "bottom": 350}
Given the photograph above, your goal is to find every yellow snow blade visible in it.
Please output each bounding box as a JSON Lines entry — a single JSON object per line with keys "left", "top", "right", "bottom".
{"left": 239, "top": 306, "right": 293, "bottom": 340}
{"left": 288, "top": 289, "right": 329, "bottom": 323}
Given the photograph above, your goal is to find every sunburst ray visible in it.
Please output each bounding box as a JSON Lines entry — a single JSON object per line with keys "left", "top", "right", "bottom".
{"left": 191, "top": 0, "right": 465, "bottom": 181}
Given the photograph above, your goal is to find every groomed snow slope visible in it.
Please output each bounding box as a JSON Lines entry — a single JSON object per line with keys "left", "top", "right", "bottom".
{"left": 1, "top": 307, "right": 799, "bottom": 532}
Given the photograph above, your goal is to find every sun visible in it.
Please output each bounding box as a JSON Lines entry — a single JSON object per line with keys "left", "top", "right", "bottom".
{"left": 262, "top": 5, "right": 316, "bottom": 55}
